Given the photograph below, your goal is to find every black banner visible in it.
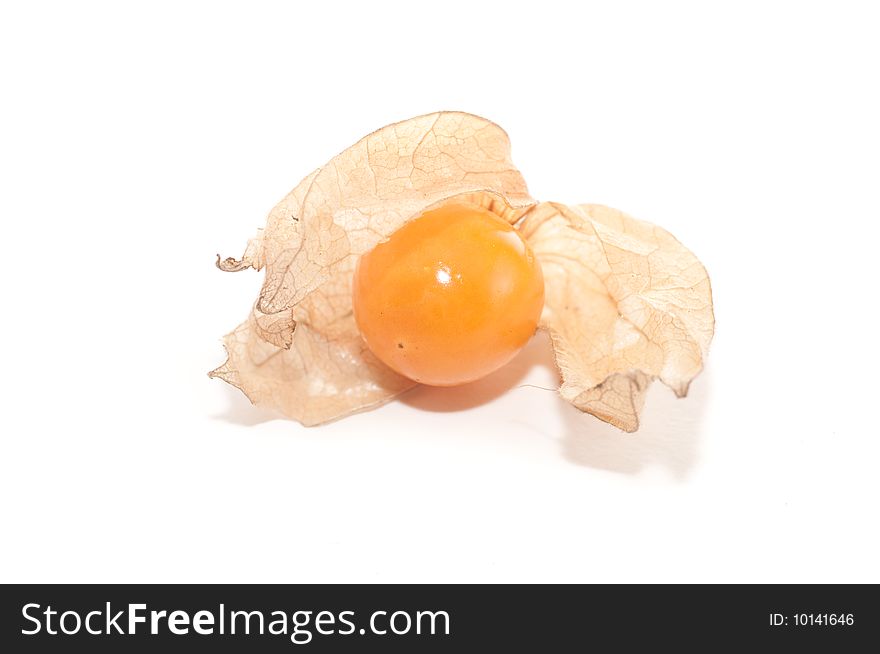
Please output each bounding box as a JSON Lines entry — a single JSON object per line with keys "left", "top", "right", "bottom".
{"left": 1, "top": 584, "right": 876, "bottom": 651}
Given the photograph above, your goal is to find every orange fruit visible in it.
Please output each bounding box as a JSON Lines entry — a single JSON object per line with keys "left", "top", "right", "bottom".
{"left": 353, "top": 201, "right": 545, "bottom": 386}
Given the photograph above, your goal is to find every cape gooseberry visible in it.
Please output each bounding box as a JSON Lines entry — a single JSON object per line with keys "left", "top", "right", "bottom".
{"left": 353, "top": 201, "right": 545, "bottom": 386}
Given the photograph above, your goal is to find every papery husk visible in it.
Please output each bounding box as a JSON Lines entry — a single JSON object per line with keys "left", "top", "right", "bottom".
{"left": 517, "top": 202, "right": 714, "bottom": 432}
{"left": 211, "top": 112, "right": 534, "bottom": 425}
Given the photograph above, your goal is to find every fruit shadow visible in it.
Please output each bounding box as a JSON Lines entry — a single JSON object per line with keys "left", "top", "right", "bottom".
{"left": 558, "top": 366, "right": 711, "bottom": 480}
{"left": 399, "top": 332, "right": 560, "bottom": 412}
{"left": 211, "top": 332, "right": 709, "bottom": 479}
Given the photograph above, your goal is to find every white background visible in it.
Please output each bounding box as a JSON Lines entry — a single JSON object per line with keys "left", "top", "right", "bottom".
{"left": 2, "top": 1, "right": 878, "bottom": 583}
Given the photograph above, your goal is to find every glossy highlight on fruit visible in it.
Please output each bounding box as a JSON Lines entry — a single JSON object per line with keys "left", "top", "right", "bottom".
{"left": 352, "top": 201, "right": 545, "bottom": 386}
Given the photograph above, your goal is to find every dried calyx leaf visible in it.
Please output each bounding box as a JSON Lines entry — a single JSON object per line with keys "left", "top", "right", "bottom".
{"left": 517, "top": 203, "right": 714, "bottom": 432}
{"left": 210, "top": 112, "right": 534, "bottom": 425}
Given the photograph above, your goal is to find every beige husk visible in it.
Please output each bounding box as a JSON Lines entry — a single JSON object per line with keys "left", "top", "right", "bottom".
{"left": 517, "top": 202, "right": 714, "bottom": 432}
{"left": 210, "top": 112, "right": 534, "bottom": 426}
{"left": 211, "top": 112, "right": 714, "bottom": 430}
